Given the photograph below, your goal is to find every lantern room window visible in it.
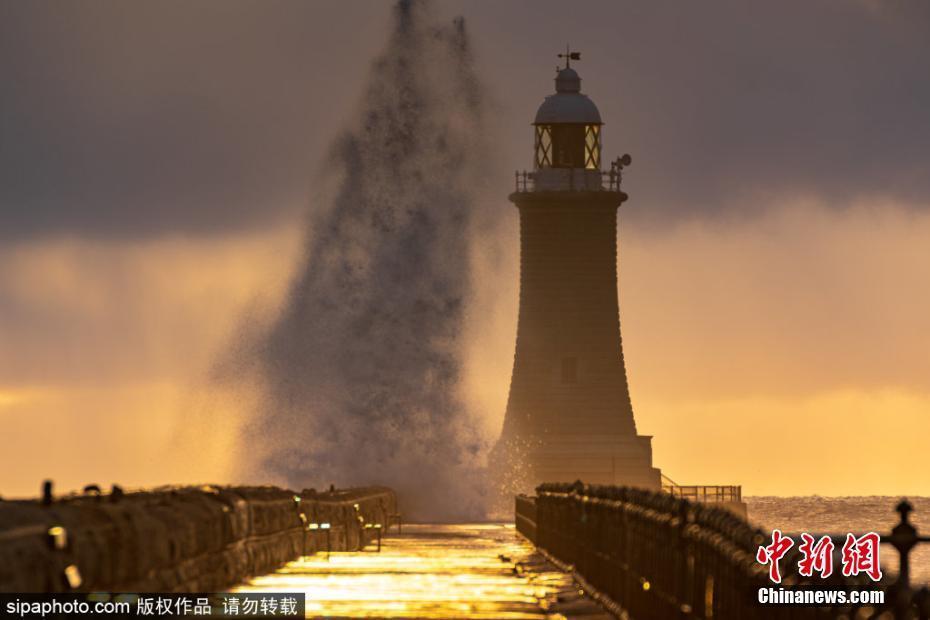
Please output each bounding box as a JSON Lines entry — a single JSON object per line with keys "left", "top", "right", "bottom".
{"left": 553, "top": 125, "right": 584, "bottom": 167}
{"left": 534, "top": 125, "right": 552, "bottom": 168}
{"left": 584, "top": 125, "right": 600, "bottom": 170}
{"left": 535, "top": 124, "right": 601, "bottom": 170}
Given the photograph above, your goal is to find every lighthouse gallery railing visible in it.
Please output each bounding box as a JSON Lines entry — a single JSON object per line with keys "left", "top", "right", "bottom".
{"left": 514, "top": 155, "right": 630, "bottom": 193}
{"left": 514, "top": 168, "right": 625, "bottom": 193}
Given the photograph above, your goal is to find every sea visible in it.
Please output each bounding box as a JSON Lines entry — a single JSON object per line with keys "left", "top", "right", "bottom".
{"left": 746, "top": 496, "right": 930, "bottom": 585}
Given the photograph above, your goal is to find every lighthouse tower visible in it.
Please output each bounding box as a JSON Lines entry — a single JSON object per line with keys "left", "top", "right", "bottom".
{"left": 492, "top": 52, "right": 661, "bottom": 492}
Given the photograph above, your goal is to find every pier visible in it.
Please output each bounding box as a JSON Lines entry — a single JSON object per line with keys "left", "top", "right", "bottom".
{"left": 235, "top": 523, "right": 610, "bottom": 619}
{"left": 2, "top": 481, "right": 929, "bottom": 618}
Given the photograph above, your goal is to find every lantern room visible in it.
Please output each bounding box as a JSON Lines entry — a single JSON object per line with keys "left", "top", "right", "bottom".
{"left": 533, "top": 62, "right": 603, "bottom": 171}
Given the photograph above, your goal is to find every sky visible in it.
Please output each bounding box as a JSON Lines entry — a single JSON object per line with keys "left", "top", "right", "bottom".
{"left": 1, "top": 0, "right": 929, "bottom": 499}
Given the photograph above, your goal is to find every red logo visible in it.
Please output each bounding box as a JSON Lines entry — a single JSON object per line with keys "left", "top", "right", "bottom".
{"left": 756, "top": 530, "right": 883, "bottom": 583}
{"left": 841, "top": 532, "right": 883, "bottom": 582}
{"left": 756, "top": 529, "right": 794, "bottom": 584}
{"left": 798, "top": 533, "right": 835, "bottom": 578}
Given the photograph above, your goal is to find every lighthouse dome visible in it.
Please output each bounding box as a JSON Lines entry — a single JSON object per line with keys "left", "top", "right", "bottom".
{"left": 534, "top": 67, "right": 602, "bottom": 125}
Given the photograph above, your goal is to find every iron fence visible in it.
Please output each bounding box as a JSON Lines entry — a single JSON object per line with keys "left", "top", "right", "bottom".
{"left": 514, "top": 168, "right": 625, "bottom": 193}
{"left": 662, "top": 485, "right": 742, "bottom": 504}
{"left": 517, "top": 482, "right": 930, "bottom": 619}
{"left": 514, "top": 155, "right": 630, "bottom": 194}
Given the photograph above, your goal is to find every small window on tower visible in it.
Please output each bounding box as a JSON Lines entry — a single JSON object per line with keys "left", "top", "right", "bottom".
{"left": 561, "top": 357, "right": 578, "bottom": 384}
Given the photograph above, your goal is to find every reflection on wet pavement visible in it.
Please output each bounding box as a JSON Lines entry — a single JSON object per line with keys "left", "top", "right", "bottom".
{"left": 233, "top": 523, "right": 611, "bottom": 619}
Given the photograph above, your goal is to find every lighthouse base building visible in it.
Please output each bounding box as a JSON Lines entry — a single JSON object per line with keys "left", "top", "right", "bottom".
{"left": 491, "top": 56, "right": 661, "bottom": 493}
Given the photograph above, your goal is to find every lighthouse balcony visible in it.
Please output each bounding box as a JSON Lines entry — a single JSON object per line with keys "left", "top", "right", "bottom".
{"left": 514, "top": 164, "right": 626, "bottom": 194}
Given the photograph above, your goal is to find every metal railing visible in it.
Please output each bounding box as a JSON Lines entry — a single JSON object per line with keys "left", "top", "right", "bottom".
{"left": 515, "top": 494, "right": 537, "bottom": 542}
{"left": 514, "top": 154, "right": 631, "bottom": 193}
{"left": 517, "top": 482, "right": 930, "bottom": 619}
{"left": 514, "top": 168, "right": 625, "bottom": 193}
{"left": 661, "top": 473, "right": 742, "bottom": 504}
{"left": 296, "top": 486, "right": 397, "bottom": 554}
{"left": 663, "top": 485, "right": 743, "bottom": 503}
{"left": 0, "top": 481, "right": 398, "bottom": 593}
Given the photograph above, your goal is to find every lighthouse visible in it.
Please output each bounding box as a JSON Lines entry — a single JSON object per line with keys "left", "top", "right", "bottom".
{"left": 492, "top": 52, "right": 661, "bottom": 492}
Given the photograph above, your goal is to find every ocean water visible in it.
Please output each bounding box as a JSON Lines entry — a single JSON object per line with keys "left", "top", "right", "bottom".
{"left": 746, "top": 496, "right": 930, "bottom": 585}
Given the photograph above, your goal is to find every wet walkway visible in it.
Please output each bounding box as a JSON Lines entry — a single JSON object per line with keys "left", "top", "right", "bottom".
{"left": 233, "top": 523, "right": 611, "bottom": 619}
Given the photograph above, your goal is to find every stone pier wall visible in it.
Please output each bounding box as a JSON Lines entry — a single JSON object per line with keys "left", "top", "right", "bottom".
{"left": 516, "top": 483, "right": 909, "bottom": 619}
{"left": 0, "top": 485, "right": 397, "bottom": 593}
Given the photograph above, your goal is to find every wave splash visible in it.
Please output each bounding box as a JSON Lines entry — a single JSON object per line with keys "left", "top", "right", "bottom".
{"left": 241, "top": 0, "right": 493, "bottom": 521}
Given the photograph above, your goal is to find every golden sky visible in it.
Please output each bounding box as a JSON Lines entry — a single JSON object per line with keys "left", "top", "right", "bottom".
{"left": 467, "top": 198, "right": 930, "bottom": 496}
{"left": 2, "top": 1, "right": 929, "bottom": 499}
{"left": 2, "top": 198, "right": 928, "bottom": 498}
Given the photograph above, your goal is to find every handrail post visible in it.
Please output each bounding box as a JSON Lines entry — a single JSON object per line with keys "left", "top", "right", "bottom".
{"left": 889, "top": 500, "right": 918, "bottom": 591}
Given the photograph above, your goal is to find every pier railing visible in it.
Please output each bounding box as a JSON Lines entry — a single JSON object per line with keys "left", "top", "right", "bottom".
{"left": 0, "top": 482, "right": 397, "bottom": 593}
{"left": 517, "top": 482, "right": 930, "bottom": 619}
{"left": 661, "top": 473, "right": 742, "bottom": 504}
{"left": 663, "top": 484, "right": 742, "bottom": 503}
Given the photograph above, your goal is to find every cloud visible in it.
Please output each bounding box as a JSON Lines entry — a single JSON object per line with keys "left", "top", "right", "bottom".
{"left": 3, "top": 189, "right": 929, "bottom": 498}
{"left": 3, "top": 1, "right": 928, "bottom": 239}
{"left": 0, "top": 1, "right": 391, "bottom": 238}
{"left": 467, "top": 199, "right": 930, "bottom": 495}
{"left": 0, "top": 225, "right": 301, "bottom": 498}
{"left": 458, "top": 0, "right": 930, "bottom": 225}
{"left": 2, "top": 1, "right": 929, "bottom": 501}
{"left": 620, "top": 199, "right": 930, "bottom": 399}
{"left": 0, "top": 227, "right": 301, "bottom": 386}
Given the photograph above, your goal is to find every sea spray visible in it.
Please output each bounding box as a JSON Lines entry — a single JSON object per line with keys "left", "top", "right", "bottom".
{"left": 241, "top": 0, "right": 493, "bottom": 520}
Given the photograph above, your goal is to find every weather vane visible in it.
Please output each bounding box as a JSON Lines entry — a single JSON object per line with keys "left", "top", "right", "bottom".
{"left": 557, "top": 44, "right": 581, "bottom": 70}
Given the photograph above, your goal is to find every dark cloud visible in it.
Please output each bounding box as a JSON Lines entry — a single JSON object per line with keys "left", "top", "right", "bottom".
{"left": 2, "top": 0, "right": 929, "bottom": 239}
{"left": 458, "top": 0, "right": 930, "bottom": 223}
{"left": 0, "top": 1, "right": 390, "bottom": 238}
